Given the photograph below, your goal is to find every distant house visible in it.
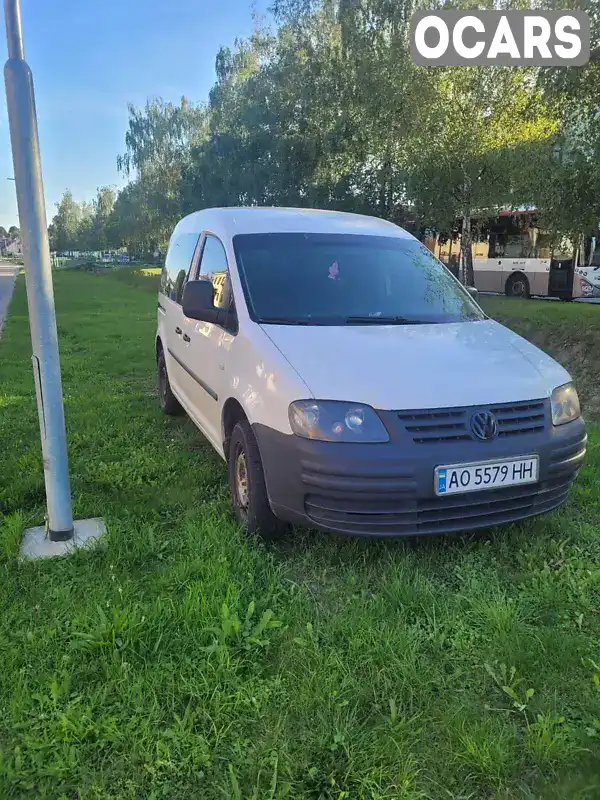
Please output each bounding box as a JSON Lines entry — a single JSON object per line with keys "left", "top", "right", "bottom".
{"left": 0, "top": 236, "right": 23, "bottom": 257}
{"left": 7, "top": 237, "right": 23, "bottom": 257}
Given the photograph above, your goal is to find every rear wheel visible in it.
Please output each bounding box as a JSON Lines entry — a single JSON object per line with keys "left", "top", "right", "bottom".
{"left": 228, "top": 420, "right": 287, "bottom": 540}
{"left": 505, "top": 273, "right": 530, "bottom": 299}
{"left": 157, "top": 347, "right": 184, "bottom": 415}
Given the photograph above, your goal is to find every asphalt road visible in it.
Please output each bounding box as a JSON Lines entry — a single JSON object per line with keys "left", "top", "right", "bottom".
{"left": 0, "top": 264, "right": 20, "bottom": 336}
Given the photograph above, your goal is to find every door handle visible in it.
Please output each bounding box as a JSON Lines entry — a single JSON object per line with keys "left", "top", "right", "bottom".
{"left": 175, "top": 326, "right": 182, "bottom": 335}
{"left": 182, "top": 333, "right": 190, "bottom": 343}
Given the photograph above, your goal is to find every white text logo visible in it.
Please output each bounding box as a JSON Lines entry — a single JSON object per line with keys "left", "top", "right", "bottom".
{"left": 410, "top": 11, "right": 590, "bottom": 66}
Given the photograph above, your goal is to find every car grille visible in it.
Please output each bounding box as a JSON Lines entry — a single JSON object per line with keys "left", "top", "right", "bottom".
{"left": 397, "top": 400, "right": 546, "bottom": 444}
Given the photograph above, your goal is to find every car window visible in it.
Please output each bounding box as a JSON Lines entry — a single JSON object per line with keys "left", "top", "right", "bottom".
{"left": 233, "top": 232, "right": 484, "bottom": 325}
{"left": 161, "top": 232, "right": 200, "bottom": 303}
{"left": 198, "top": 234, "right": 232, "bottom": 310}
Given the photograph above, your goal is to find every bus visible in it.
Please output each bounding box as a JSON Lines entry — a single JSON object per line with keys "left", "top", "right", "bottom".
{"left": 423, "top": 208, "right": 600, "bottom": 300}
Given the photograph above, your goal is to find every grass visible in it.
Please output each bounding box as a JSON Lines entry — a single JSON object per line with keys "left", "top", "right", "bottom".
{"left": 0, "top": 269, "right": 599, "bottom": 799}
{"left": 480, "top": 296, "right": 600, "bottom": 418}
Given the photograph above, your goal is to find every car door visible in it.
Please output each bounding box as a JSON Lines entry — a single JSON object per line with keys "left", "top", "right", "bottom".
{"left": 160, "top": 231, "right": 202, "bottom": 402}
{"left": 180, "top": 233, "right": 236, "bottom": 450}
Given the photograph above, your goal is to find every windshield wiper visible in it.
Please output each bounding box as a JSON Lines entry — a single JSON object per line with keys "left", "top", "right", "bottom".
{"left": 258, "top": 317, "right": 310, "bottom": 325}
{"left": 345, "top": 316, "right": 432, "bottom": 325}
{"left": 258, "top": 315, "right": 435, "bottom": 325}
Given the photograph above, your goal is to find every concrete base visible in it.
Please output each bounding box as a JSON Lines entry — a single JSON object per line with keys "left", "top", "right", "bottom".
{"left": 20, "top": 517, "right": 107, "bottom": 560}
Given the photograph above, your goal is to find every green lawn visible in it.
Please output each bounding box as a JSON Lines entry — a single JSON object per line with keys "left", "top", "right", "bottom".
{"left": 479, "top": 296, "right": 600, "bottom": 419}
{"left": 1, "top": 271, "right": 599, "bottom": 799}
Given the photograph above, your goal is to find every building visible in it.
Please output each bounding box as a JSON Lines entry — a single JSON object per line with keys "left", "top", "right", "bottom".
{"left": 0, "top": 236, "right": 23, "bottom": 257}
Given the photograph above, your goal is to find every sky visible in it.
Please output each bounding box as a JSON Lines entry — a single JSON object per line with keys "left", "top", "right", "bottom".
{"left": 0, "top": 0, "right": 271, "bottom": 229}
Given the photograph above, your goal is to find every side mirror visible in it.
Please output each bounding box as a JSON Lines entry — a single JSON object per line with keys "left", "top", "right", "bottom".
{"left": 182, "top": 279, "right": 236, "bottom": 331}
{"left": 182, "top": 279, "right": 220, "bottom": 323}
{"left": 466, "top": 285, "right": 478, "bottom": 300}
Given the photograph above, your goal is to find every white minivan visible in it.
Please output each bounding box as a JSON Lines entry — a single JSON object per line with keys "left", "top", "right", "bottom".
{"left": 156, "top": 207, "right": 586, "bottom": 539}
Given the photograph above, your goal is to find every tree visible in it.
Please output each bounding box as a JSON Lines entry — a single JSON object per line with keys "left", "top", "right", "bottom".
{"left": 181, "top": 0, "right": 431, "bottom": 225}
{"left": 49, "top": 191, "right": 82, "bottom": 252}
{"left": 536, "top": 0, "right": 600, "bottom": 107}
{"left": 408, "top": 68, "right": 557, "bottom": 285}
{"left": 8, "top": 225, "right": 20, "bottom": 240}
{"left": 74, "top": 201, "right": 95, "bottom": 252}
{"left": 117, "top": 97, "right": 207, "bottom": 247}
{"left": 90, "top": 186, "right": 116, "bottom": 250}
{"left": 107, "top": 181, "right": 159, "bottom": 259}
{"left": 0, "top": 226, "right": 8, "bottom": 238}
{"left": 510, "top": 130, "right": 600, "bottom": 259}
{"left": 522, "top": 0, "right": 600, "bottom": 243}
{"left": 48, "top": 0, "right": 593, "bottom": 263}
{"left": 48, "top": 190, "right": 118, "bottom": 254}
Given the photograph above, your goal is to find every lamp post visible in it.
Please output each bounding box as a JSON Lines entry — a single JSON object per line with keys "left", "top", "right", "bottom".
{"left": 3, "top": 0, "right": 106, "bottom": 556}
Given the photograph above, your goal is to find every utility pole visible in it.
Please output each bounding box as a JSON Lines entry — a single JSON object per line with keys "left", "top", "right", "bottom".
{"left": 3, "top": 0, "right": 105, "bottom": 556}
{"left": 3, "top": 0, "right": 73, "bottom": 540}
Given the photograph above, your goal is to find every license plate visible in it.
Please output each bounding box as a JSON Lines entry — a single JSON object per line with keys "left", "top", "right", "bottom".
{"left": 434, "top": 455, "right": 539, "bottom": 496}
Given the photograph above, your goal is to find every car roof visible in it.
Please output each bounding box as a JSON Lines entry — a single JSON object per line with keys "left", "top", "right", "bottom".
{"left": 172, "top": 206, "right": 413, "bottom": 242}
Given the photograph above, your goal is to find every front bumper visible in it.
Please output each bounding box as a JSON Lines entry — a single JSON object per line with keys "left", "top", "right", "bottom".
{"left": 253, "top": 401, "right": 587, "bottom": 538}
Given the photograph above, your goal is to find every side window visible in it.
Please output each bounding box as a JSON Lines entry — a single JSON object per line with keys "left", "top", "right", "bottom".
{"left": 198, "top": 235, "right": 232, "bottom": 310}
{"left": 161, "top": 232, "right": 200, "bottom": 303}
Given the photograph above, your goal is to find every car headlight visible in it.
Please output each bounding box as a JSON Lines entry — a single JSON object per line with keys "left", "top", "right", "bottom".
{"left": 551, "top": 382, "right": 581, "bottom": 426}
{"left": 288, "top": 400, "right": 390, "bottom": 442}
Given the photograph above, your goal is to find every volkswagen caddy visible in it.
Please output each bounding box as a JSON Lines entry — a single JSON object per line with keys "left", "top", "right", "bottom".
{"left": 156, "top": 208, "right": 586, "bottom": 539}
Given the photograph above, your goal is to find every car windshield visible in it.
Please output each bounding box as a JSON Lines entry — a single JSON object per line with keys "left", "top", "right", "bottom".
{"left": 232, "top": 232, "right": 485, "bottom": 325}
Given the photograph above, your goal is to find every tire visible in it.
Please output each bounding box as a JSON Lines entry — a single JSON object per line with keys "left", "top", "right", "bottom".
{"left": 505, "top": 273, "right": 530, "bottom": 299}
{"left": 157, "top": 347, "right": 184, "bottom": 416}
{"left": 228, "top": 420, "right": 287, "bottom": 540}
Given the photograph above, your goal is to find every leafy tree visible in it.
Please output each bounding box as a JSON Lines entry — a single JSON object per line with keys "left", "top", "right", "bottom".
{"left": 182, "top": 0, "right": 431, "bottom": 226}
{"left": 408, "top": 68, "right": 557, "bottom": 284}
{"left": 74, "top": 201, "right": 95, "bottom": 252}
{"left": 49, "top": 191, "right": 83, "bottom": 252}
{"left": 48, "top": 189, "right": 118, "bottom": 253}
{"left": 8, "top": 225, "right": 20, "bottom": 240}
{"left": 511, "top": 131, "right": 600, "bottom": 260}
{"left": 117, "top": 97, "right": 207, "bottom": 246}
{"left": 523, "top": 0, "right": 600, "bottom": 245}
{"left": 47, "top": 0, "right": 593, "bottom": 266}
{"left": 537, "top": 0, "right": 600, "bottom": 108}
{"left": 90, "top": 186, "right": 116, "bottom": 250}
{"left": 0, "top": 226, "right": 8, "bottom": 238}
{"left": 107, "top": 181, "right": 160, "bottom": 259}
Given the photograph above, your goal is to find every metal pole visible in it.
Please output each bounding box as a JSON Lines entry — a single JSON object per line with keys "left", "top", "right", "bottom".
{"left": 3, "top": 0, "right": 74, "bottom": 540}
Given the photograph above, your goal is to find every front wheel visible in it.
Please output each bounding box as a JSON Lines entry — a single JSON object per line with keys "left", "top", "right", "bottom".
{"left": 505, "top": 273, "right": 530, "bottom": 299}
{"left": 228, "top": 420, "right": 287, "bottom": 540}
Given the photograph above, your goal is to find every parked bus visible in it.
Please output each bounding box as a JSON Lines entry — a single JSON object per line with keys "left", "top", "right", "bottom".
{"left": 423, "top": 208, "right": 600, "bottom": 300}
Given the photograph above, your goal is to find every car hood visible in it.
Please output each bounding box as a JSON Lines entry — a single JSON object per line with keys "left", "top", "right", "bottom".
{"left": 261, "top": 319, "right": 571, "bottom": 410}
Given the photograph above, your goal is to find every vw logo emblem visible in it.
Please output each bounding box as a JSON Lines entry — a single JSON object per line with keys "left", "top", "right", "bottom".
{"left": 471, "top": 410, "right": 498, "bottom": 441}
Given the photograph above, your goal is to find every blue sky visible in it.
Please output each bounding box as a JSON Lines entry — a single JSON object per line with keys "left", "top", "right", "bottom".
{"left": 0, "top": 0, "right": 270, "bottom": 228}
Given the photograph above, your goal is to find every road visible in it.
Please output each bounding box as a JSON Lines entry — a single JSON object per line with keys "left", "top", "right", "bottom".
{"left": 0, "top": 263, "right": 20, "bottom": 337}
